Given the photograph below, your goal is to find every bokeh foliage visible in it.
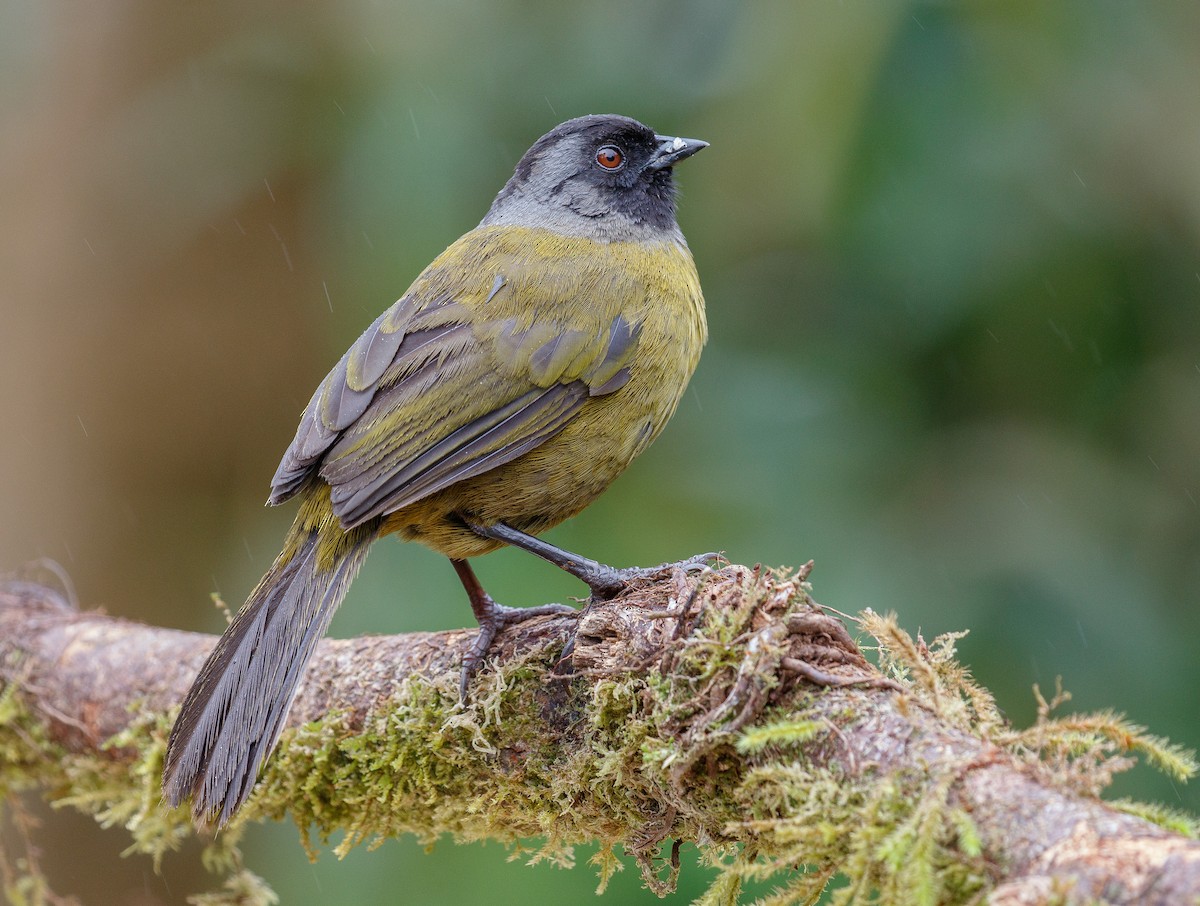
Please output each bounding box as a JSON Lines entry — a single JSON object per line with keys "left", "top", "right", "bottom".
{"left": 1, "top": 1, "right": 1197, "bottom": 903}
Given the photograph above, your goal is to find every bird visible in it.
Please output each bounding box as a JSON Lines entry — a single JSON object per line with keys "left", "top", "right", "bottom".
{"left": 163, "top": 113, "right": 709, "bottom": 827}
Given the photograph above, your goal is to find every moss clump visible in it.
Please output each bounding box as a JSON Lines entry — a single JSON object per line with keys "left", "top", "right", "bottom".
{"left": 185, "top": 869, "right": 278, "bottom": 906}
{"left": 0, "top": 656, "right": 243, "bottom": 903}
{"left": 245, "top": 646, "right": 749, "bottom": 875}
{"left": 1, "top": 567, "right": 1196, "bottom": 905}
{"left": 696, "top": 612, "right": 1196, "bottom": 906}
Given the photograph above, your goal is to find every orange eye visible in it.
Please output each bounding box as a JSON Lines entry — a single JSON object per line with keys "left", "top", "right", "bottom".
{"left": 595, "top": 145, "right": 624, "bottom": 170}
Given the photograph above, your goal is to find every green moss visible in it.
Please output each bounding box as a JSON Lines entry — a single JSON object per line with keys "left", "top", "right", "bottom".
{"left": 185, "top": 869, "right": 278, "bottom": 906}
{"left": 699, "top": 612, "right": 1196, "bottom": 905}
{"left": 1106, "top": 799, "right": 1200, "bottom": 837}
{"left": 0, "top": 673, "right": 245, "bottom": 902}
{"left": 2, "top": 568, "right": 1196, "bottom": 905}
{"left": 735, "top": 719, "right": 826, "bottom": 754}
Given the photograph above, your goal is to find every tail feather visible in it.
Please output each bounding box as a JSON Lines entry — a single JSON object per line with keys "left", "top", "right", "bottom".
{"left": 163, "top": 520, "right": 375, "bottom": 826}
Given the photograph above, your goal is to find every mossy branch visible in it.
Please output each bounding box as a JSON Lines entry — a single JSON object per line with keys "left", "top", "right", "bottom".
{"left": 1, "top": 564, "right": 1197, "bottom": 905}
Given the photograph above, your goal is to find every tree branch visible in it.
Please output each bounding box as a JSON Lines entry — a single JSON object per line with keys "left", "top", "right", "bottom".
{"left": 0, "top": 565, "right": 1196, "bottom": 905}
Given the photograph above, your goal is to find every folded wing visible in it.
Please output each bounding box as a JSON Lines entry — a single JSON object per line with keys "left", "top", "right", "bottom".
{"left": 268, "top": 234, "right": 642, "bottom": 530}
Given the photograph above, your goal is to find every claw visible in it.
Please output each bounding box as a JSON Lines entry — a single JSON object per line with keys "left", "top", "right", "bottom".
{"left": 679, "top": 552, "right": 722, "bottom": 572}
{"left": 459, "top": 599, "right": 577, "bottom": 698}
{"left": 587, "top": 551, "right": 722, "bottom": 599}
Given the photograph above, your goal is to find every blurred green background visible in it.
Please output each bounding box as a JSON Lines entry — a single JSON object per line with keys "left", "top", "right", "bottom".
{"left": 2, "top": 1, "right": 1199, "bottom": 903}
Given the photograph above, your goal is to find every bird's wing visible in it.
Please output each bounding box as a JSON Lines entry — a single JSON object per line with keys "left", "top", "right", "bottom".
{"left": 269, "top": 228, "right": 643, "bottom": 529}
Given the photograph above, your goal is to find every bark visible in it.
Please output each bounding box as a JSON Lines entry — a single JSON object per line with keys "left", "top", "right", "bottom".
{"left": 0, "top": 565, "right": 1196, "bottom": 905}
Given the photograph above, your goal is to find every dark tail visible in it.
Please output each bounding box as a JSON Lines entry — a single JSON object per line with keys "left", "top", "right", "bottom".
{"left": 163, "top": 515, "right": 376, "bottom": 827}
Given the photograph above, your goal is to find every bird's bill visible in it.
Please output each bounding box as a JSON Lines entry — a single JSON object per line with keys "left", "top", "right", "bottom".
{"left": 646, "top": 134, "right": 709, "bottom": 170}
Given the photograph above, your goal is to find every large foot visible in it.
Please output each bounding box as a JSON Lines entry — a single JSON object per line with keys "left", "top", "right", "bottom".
{"left": 463, "top": 519, "right": 719, "bottom": 600}
{"left": 550, "top": 551, "right": 719, "bottom": 669}
{"left": 451, "top": 557, "right": 576, "bottom": 697}
{"left": 556, "top": 552, "right": 715, "bottom": 602}
{"left": 578, "top": 551, "right": 720, "bottom": 599}
{"left": 459, "top": 597, "right": 577, "bottom": 697}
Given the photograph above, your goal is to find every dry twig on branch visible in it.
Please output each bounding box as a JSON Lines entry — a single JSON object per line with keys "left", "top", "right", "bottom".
{"left": 0, "top": 564, "right": 1196, "bottom": 905}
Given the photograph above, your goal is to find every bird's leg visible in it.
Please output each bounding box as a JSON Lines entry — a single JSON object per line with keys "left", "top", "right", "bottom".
{"left": 450, "top": 558, "right": 576, "bottom": 697}
{"left": 463, "top": 520, "right": 718, "bottom": 600}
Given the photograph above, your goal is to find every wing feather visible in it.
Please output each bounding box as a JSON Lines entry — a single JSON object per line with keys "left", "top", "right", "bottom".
{"left": 329, "top": 382, "right": 588, "bottom": 527}
{"left": 267, "top": 228, "right": 649, "bottom": 524}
